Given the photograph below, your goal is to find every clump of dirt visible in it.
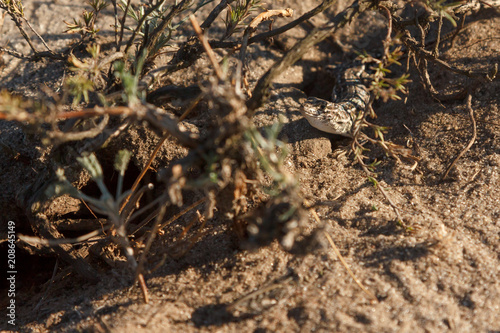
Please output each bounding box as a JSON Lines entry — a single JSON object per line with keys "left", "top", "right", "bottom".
{"left": 1, "top": 0, "right": 499, "bottom": 332}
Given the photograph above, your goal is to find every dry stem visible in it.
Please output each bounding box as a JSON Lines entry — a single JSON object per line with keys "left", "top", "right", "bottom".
{"left": 441, "top": 94, "right": 477, "bottom": 180}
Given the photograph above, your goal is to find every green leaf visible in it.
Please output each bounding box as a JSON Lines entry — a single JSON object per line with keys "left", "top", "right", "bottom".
{"left": 114, "top": 150, "right": 132, "bottom": 175}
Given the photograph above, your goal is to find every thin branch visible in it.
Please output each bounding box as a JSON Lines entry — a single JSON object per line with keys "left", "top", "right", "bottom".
{"left": 119, "top": 94, "right": 200, "bottom": 213}
{"left": 308, "top": 207, "right": 378, "bottom": 302}
{"left": 158, "top": 197, "right": 207, "bottom": 230}
{"left": 48, "top": 114, "right": 110, "bottom": 143}
{"left": 190, "top": 14, "right": 224, "bottom": 80}
{"left": 111, "top": 0, "right": 118, "bottom": 47}
{"left": 128, "top": 195, "right": 168, "bottom": 234}
{"left": 200, "top": 0, "right": 236, "bottom": 29}
{"left": 239, "top": 8, "right": 293, "bottom": 75}
{"left": 164, "top": 0, "right": 343, "bottom": 76}
{"left": 441, "top": 94, "right": 476, "bottom": 181}
{"left": 323, "top": 231, "right": 378, "bottom": 302}
{"left": 32, "top": 259, "right": 60, "bottom": 312}
{"left": 135, "top": 205, "right": 166, "bottom": 283}
{"left": 22, "top": 17, "right": 54, "bottom": 54}
{"left": 9, "top": 15, "right": 39, "bottom": 54}
{"left": 394, "top": 15, "right": 496, "bottom": 81}
{"left": 433, "top": 12, "right": 443, "bottom": 57}
{"left": 0, "top": 46, "right": 28, "bottom": 59}
{"left": 246, "top": 0, "right": 368, "bottom": 113}
{"left": 378, "top": 4, "right": 393, "bottom": 57}
{"left": 0, "top": 104, "right": 198, "bottom": 148}
{"left": 123, "top": 0, "right": 167, "bottom": 54}
{"left": 145, "top": 0, "right": 194, "bottom": 56}
{"left": 118, "top": 0, "right": 132, "bottom": 50}
{"left": 18, "top": 227, "right": 107, "bottom": 246}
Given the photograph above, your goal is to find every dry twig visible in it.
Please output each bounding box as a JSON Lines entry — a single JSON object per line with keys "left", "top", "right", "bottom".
{"left": 441, "top": 94, "right": 477, "bottom": 181}
{"left": 308, "top": 207, "right": 378, "bottom": 302}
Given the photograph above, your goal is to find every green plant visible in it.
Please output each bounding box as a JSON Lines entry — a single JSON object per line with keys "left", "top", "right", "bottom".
{"left": 222, "top": 0, "right": 261, "bottom": 39}
{"left": 64, "top": 0, "right": 108, "bottom": 39}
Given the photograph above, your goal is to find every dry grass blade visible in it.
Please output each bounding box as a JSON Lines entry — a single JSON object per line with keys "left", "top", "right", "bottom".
{"left": 119, "top": 95, "right": 201, "bottom": 213}
{"left": 323, "top": 231, "right": 378, "bottom": 303}
{"left": 18, "top": 228, "right": 107, "bottom": 246}
{"left": 189, "top": 14, "right": 224, "bottom": 80}
{"left": 309, "top": 207, "right": 378, "bottom": 303}
{"left": 158, "top": 197, "right": 207, "bottom": 230}
{"left": 441, "top": 94, "right": 477, "bottom": 180}
{"left": 137, "top": 273, "right": 149, "bottom": 303}
{"left": 239, "top": 8, "right": 293, "bottom": 73}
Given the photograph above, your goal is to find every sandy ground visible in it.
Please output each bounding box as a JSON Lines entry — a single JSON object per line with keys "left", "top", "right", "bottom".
{"left": 1, "top": 0, "right": 499, "bottom": 332}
